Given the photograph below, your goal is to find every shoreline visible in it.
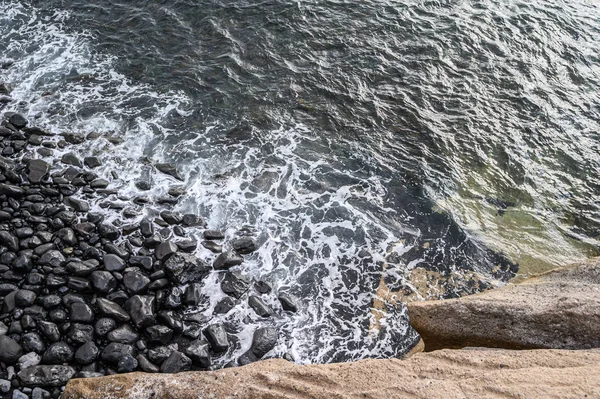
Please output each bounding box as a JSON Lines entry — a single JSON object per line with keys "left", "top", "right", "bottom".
{"left": 0, "top": 102, "right": 299, "bottom": 398}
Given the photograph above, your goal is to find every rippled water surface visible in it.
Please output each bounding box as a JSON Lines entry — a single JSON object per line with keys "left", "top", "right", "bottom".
{"left": 1, "top": 0, "right": 599, "bottom": 364}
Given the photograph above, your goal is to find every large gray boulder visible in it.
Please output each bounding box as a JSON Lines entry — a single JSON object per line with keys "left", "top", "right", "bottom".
{"left": 407, "top": 257, "right": 600, "bottom": 350}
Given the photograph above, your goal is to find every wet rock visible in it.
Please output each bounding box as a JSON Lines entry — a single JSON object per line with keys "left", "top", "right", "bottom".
{"left": 255, "top": 280, "right": 272, "bottom": 294}
{"left": 213, "top": 251, "right": 243, "bottom": 270}
{"left": 0, "top": 379, "right": 8, "bottom": 394}
{"left": 162, "top": 252, "right": 210, "bottom": 285}
{"left": 129, "top": 256, "right": 153, "bottom": 271}
{"left": 145, "top": 325, "right": 174, "bottom": 345}
{"left": 68, "top": 323, "right": 94, "bottom": 345}
{"left": 164, "top": 287, "right": 183, "bottom": 309}
{"left": 184, "top": 283, "right": 202, "bottom": 306}
{"left": 0, "top": 183, "right": 24, "bottom": 197}
{"left": 18, "top": 365, "right": 75, "bottom": 387}
{"left": 278, "top": 292, "right": 299, "bottom": 312}
{"left": 68, "top": 276, "right": 91, "bottom": 291}
{"left": 204, "top": 324, "right": 229, "bottom": 353}
{"left": 203, "top": 230, "right": 224, "bottom": 240}
{"left": 84, "top": 157, "right": 101, "bottom": 168}
{"left": 15, "top": 289, "right": 37, "bottom": 307}
{"left": 157, "top": 310, "right": 183, "bottom": 332}
{"left": 0, "top": 230, "right": 19, "bottom": 252}
{"left": 221, "top": 271, "right": 250, "bottom": 299}
{"left": 61, "top": 132, "right": 85, "bottom": 144}
{"left": 21, "top": 333, "right": 45, "bottom": 354}
{"left": 124, "top": 295, "right": 155, "bottom": 329}
{"left": 147, "top": 344, "right": 178, "bottom": 365}
{"left": 91, "top": 271, "right": 117, "bottom": 293}
{"left": 202, "top": 240, "right": 222, "bottom": 253}
{"left": 155, "top": 240, "right": 178, "bottom": 261}
{"left": 38, "top": 321, "right": 61, "bottom": 342}
{"left": 98, "top": 223, "right": 120, "bottom": 240}
{"left": 27, "top": 159, "right": 50, "bottom": 183}
{"left": 8, "top": 113, "right": 27, "bottom": 129}
{"left": 139, "top": 218, "right": 154, "bottom": 238}
{"left": 57, "top": 227, "right": 77, "bottom": 246}
{"left": 160, "top": 211, "right": 183, "bottom": 225}
{"left": 182, "top": 340, "right": 210, "bottom": 370}
{"left": 248, "top": 295, "right": 274, "bottom": 317}
{"left": 74, "top": 341, "right": 98, "bottom": 365}
{"left": 100, "top": 343, "right": 134, "bottom": 365}
{"left": 143, "top": 233, "right": 163, "bottom": 248}
{"left": 66, "top": 260, "right": 98, "bottom": 276}
{"left": 155, "top": 163, "right": 183, "bottom": 181}
{"left": 70, "top": 302, "right": 94, "bottom": 323}
{"left": 103, "top": 253, "right": 125, "bottom": 272}
{"left": 182, "top": 214, "right": 204, "bottom": 227}
{"left": 18, "top": 352, "right": 42, "bottom": 369}
{"left": 63, "top": 197, "right": 89, "bottom": 212}
{"left": 214, "top": 297, "right": 236, "bottom": 314}
{"left": 73, "top": 222, "right": 95, "bottom": 238}
{"left": 95, "top": 298, "right": 130, "bottom": 322}
{"left": 160, "top": 351, "right": 191, "bottom": 373}
{"left": 0, "top": 335, "right": 23, "bottom": 364}
{"left": 42, "top": 253, "right": 67, "bottom": 274}
{"left": 94, "top": 318, "right": 116, "bottom": 336}
{"left": 61, "top": 152, "right": 83, "bottom": 168}
{"left": 118, "top": 353, "right": 138, "bottom": 372}
{"left": 42, "top": 342, "right": 73, "bottom": 364}
{"left": 231, "top": 237, "right": 259, "bottom": 254}
{"left": 123, "top": 271, "right": 151, "bottom": 294}
{"left": 176, "top": 239, "right": 197, "bottom": 253}
{"left": 136, "top": 354, "right": 159, "bottom": 373}
{"left": 251, "top": 326, "right": 278, "bottom": 358}
{"left": 108, "top": 324, "right": 139, "bottom": 344}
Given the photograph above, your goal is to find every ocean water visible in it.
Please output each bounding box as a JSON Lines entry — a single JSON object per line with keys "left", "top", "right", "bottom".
{"left": 0, "top": 0, "right": 599, "bottom": 365}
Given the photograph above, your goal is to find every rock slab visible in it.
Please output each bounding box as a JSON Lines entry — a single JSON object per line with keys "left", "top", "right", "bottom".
{"left": 407, "top": 257, "right": 600, "bottom": 351}
{"left": 62, "top": 349, "right": 600, "bottom": 399}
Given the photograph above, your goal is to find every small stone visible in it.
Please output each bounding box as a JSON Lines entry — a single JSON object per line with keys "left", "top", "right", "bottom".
{"left": 84, "top": 156, "right": 102, "bottom": 168}
{"left": 63, "top": 196, "right": 89, "bottom": 212}
{"left": 42, "top": 342, "right": 73, "bottom": 364}
{"left": 95, "top": 318, "right": 117, "bottom": 336}
{"left": 176, "top": 239, "right": 197, "bottom": 253}
{"left": 0, "top": 335, "right": 23, "bottom": 364}
{"left": 184, "top": 339, "right": 211, "bottom": 368}
{"left": 213, "top": 251, "right": 244, "bottom": 270}
{"left": 8, "top": 113, "right": 28, "bottom": 129}
{"left": 61, "top": 152, "right": 83, "bottom": 167}
{"left": 17, "top": 352, "right": 41, "bottom": 369}
{"left": 231, "top": 237, "right": 259, "bottom": 254}
{"left": 103, "top": 253, "right": 125, "bottom": 271}
{"left": 255, "top": 280, "right": 272, "bottom": 294}
{"left": 91, "top": 271, "right": 117, "bottom": 293}
{"left": 70, "top": 302, "right": 94, "bottom": 323}
{"left": 159, "top": 211, "right": 183, "bottom": 225}
{"left": 0, "top": 231, "right": 19, "bottom": 252}
{"left": 251, "top": 326, "right": 278, "bottom": 358}
{"left": 74, "top": 341, "right": 98, "bottom": 365}
{"left": 108, "top": 324, "right": 139, "bottom": 344}
{"left": 18, "top": 365, "right": 75, "bottom": 387}
{"left": 27, "top": 159, "right": 50, "bottom": 183}
{"left": 37, "top": 321, "right": 60, "bottom": 342}
{"left": 124, "top": 295, "right": 155, "bottom": 329}
{"left": 182, "top": 214, "right": 204, "bottom": 227}
{"left": 136, "top": 354, "right": 159, "bottom": 373}
{"left": 14, "top": 289, "right": 36, "bottom": 307}
{"left": 203, "top": 324, "right": 229, "bottom": 353}
{"left": 278, "top": 292, "right": 300, "bottom": 312}
{"left": 214, "top": 297, "right": 236, "bottom": 314}
{"left": 57, "top": 227, "right": 77, "bottom": 246}
{"left": 0, "top": 379, "right": 10, "bottom": 393}
{"left": 117, "top": 353, "right": 138, "bottom": 372}
{"left": 202, "top": 240, "right": 222, "bottom": 253}
{"left": 21, "top": 333, "right": 45, "bottom": 354}
{"left": 155, "top": 240, "right": 178, "bottom": 261}
{"left": 155, "top": 163, "right": 183, "bottom": 181}
{"left": 248, "top": 295, "right": 274, "bottom": 317}
{"left": 95, "top": 298, "right": 130, "bottom": 322}
{"left": 123, "top": 271, "right": 151, "bottom": 294}
{"left": 162, "top": 252, "right": 210, "bottom": 285}
{"left": 184, "top": 283, "right": 202, "bottom": 306}
{"left": 100, "top": 343, "right": 134, "bottom": 365}
{"left": 221, "top": 271, "right": 250, "bottom": 298}
{"left": 203, "top": 230, "right": 224, "bottom": 240}
{"left": 68, "top": 323, "right": 94, "bottom": 344}
{"left": 160, "top": 351, "right": 191, "bottom": 373}
{"left": 145, "top": 325, "right": 174, "bottom": 345}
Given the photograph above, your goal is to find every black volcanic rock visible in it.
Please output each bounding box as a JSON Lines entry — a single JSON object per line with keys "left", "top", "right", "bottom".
{"left": 184, "top": 339, "right": 211, "bottom": 368}
{"left": 213, "top": 251, "right": 243, "bottom": 270}
{"left": 231, "top": 237, "right": 259, "bottom": 254}
{"left": 0, "top": 335, "right": 23, "bottom": 364}
{"left": 162, "top": 252, "right": 210, "bottom": 285}
{"left": 160, "top": 351, "right": 191, "bottom": 373}
{"left": 155, "top": 163, "right": 183, "bottom": 181}
{"left": 42, "top": 342, "right": 73, "bottom": 364}
{"left": 18, "top": 365, "right": 76, "bottom": 387}
{"left": 278, "top": 292, "right": 300, "bottom": 312}
{"left": 27, "top": 159, "right": 50, "bottom": 183}
{"left": 124, "top": 295, "right": 155, "bottom": 329}
{"left": 248, "top": 295, "right": 274, "bottom": 317}
{"left": 203, "top": 324, "right": 229, "bottom": 353}
{"left": 96, "top": 298, "right": 130, "bottom": 322}
{"left": 221, "top": 271, "right": 250, "bottom": 299}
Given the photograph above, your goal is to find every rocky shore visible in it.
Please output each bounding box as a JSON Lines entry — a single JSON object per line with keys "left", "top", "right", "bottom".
{"left": 0, "top": 86, "right": 299, "bottom": 398}
{"left": 62, "top": 257, "right": 600, "bottom": 398}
